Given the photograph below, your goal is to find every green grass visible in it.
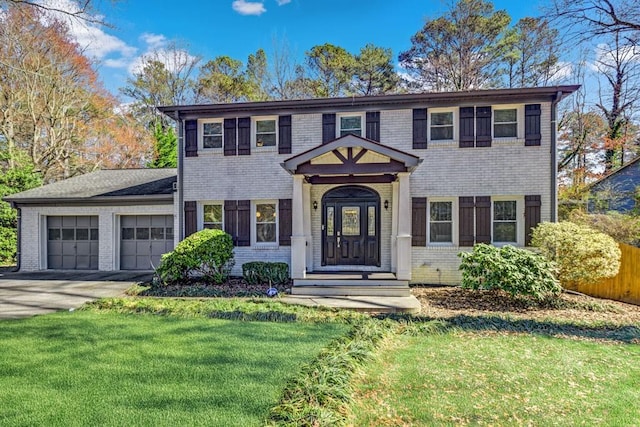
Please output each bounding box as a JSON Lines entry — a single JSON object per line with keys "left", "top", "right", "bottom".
{"left": 0, "top": 311, "right": 348, "bottom": 426}
{"left": 349, "top": 329, "right": 640, "bottom": 426}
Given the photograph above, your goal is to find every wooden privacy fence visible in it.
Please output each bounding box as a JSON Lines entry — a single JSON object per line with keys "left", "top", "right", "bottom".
{"left": 569, "top": 243, "right": 640, "bottom": 306}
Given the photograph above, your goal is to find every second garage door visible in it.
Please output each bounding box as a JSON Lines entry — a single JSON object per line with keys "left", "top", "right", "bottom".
{"left": 120, "top": 215, "right": 174, "bottom": 270}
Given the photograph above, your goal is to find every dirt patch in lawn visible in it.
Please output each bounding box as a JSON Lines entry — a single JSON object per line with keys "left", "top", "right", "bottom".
{"left": 412, "top": 286, "right": 640, "bottom": 326}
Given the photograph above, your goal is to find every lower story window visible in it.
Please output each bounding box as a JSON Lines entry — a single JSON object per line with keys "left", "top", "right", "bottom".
{"left": 429, "top": 201, "right": 453, "bottom": 243}
{"left": 493, "top": 200, "right": 517, "bottom": 242}
{"left": 204, "top": 204, "right": 223, "bottom": 229}
{"left": 256, "top": 203, "right": 276, "bottom": 243}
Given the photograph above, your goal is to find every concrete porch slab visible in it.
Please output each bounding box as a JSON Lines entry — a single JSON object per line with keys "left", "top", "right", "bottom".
{"left": 279, "top": 294, "right": 421, "bottom": 313}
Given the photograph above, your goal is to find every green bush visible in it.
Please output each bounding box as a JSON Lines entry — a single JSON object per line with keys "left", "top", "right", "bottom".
{"left": 242, "top": 261, "right": 289, "bottom": 285}
{"left": 569, "top": 210, "right": 640, "bottom": 247}
{"left": 157, "top": 229, "right": 234, "bottom": 284}
{"left": 458, "top": 244, "right": 561, "bottom": 301}
{"left": 531, "top": 221, "right": 621, "bottom": 287}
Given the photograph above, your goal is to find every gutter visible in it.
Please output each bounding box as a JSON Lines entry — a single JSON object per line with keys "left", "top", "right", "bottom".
{"left": 177, "top": 114, "right": 184, "bottom": 241}
{"left": 551, "top": 90, "right": 562, "bottom": 222}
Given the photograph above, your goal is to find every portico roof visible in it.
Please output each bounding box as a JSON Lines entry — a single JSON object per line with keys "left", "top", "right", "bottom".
{"left": 281, "top": 134, "right": 422, "bottom": 182}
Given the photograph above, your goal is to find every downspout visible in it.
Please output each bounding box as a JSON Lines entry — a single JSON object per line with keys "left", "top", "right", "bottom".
{"left": 177, "top": 113, "right": 185, "bottom": 241}
{"left": 550, "top": 91, "right": 563, "bottom": 222}
{"left": 13, "top": 206, "right": 21, "bottom": 272}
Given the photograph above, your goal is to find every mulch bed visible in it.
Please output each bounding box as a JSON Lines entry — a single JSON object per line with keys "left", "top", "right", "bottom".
{"left": 134, "top": 277, "right": 292, "bottom": 298}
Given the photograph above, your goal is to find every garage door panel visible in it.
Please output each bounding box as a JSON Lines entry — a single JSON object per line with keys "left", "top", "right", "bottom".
{"left": 120, "top": 215, "right": 174, "bottom": 270}
{"left": 48, "top": 216, "right": 98, "bottom": 270}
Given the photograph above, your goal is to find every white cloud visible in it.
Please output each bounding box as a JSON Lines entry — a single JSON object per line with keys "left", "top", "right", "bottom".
{"left": 548, "top": 61, "right": 573, "bottom": 83}
{"left": 232, "top": 0, "right": 267, "bottom": 16}
{"left": 128, "top": 48, "right": 199, "bottom": 75}
{"left": 276, "top": 0, "right": 291, "bottom": 5}
{"left": 140, "top": 33, "right": 167, "bottom": 50}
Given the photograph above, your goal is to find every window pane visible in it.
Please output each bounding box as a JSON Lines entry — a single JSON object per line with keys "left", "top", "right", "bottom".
{"left": 122, "top": 228, "right": 134, "bottom": 240}
{"left": 76, "top": 228, "right": 89, "bottom": 240}
{"left": 166, "top": 227, "right": 174, "bottom": 240}
{"left": 494, "top": 201, "right": 516, "bottom": 221}
{"left": 494, "top": 222, "right": 516, "bottom": 242}
{"left": 62, "top": 229, "right": 75, "bottom": 240}
{"left": 203, "top": 122, "right": 222, "bottom": 134}
{"left": 151, "top": 227, "right": 165, "bottom": 240}
{"left": 48, "top": 229, "right": 61, "bottom": 241}
{"left": 204, "top": 205, "right": 223, "bottom": 223}
{"left": 340, "top": 129, "right": 362, "bottom": 137}
{"left": 368, "top": 206, "right": 376, "bottom": 236}
{"left": 326, "top": 206, "right": 334, "bottom": 235}
{"left": 340, "top": 116, "right": 361, "bottom": 130}
{"left": 256, "top": 120, "right": 275, "bottom": 133}
{"left": 341, "top": 206, "right": 360, "bottom": 236}
{"left": 430, "top": 223, "right": 452, "bottom": 243}
{"left": 256, "top": 223, "right": 276, "bottom": 242}
{"left": 256, "top": 133, "right": 276, "bottom": 146}
{"left": 431, "top": 112, "right": 453, "bottom": 126}
{"left": 494, "top": 123, "right": 517, "bottom": 138}
{"left": 136, "top": 227, "right": 150, "bottom": 240}
{"left": 90, "top": 228, "right": 99, "bottom": 240}
{"left": 203, "top": 135, "right": 222, "bottom": 148}
{"left": 431, "top": 126, "right": 453, "bottom": 140}
{"left": 430, "top": 202, "right": 452, "bottom": 221}
{"left": 204, "top": 223, "right": 223, "bottom": 230}
{"left": 494, "top": 109, "right": 517, "bottom": 122}
{"left": 256, "top": 204, "right": 276, "bottom": 223}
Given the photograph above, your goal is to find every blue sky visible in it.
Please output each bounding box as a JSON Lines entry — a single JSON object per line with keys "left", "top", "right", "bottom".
{"left": 63, "top": 0, "right": 548, "bottom": 98}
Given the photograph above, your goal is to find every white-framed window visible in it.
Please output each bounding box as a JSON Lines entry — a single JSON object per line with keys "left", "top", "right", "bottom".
{"left": 255, "top": 201, "right": 277, "bottom": 244}
{"left": 253, "top": 117, "right": 277, "bottom": 147}
{"left": 203, "top": 204, "right": 223, "bottom": 230}
{"left": 429, "top": 109, "right": 455, "bottom": 142}
{"left": 338, "top": 113, "right": 363, "bottom": 137}
{"left": 492, "top": 200, "right": 517, "bottom": 243}
{"left": 199, "top": 119, "right": 223, "bottom": 149}
{"left": 493, "top": 108, "right": 518, "bottom": 138}
{"left": 429, "top": 200, "right": 454, "bottom": 244}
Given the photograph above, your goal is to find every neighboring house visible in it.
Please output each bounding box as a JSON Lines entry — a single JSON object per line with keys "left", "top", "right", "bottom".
{"left": 6, "top": 86, "right": 578, "bottom": 293}
{"left": 588, "top": 156, "right": 640, "bottom": 213}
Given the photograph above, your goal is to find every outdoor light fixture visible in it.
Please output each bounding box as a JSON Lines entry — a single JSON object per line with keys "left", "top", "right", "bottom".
{"left": 313, "top": 201, "right": 318, "bottom": 210}
{"left": 384, "top": 200, "right": 389, "bottom": 210}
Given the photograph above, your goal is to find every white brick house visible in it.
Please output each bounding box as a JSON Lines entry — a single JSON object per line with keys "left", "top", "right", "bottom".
{"left": 6, "top": 86, "right": 578, "bottom": 292}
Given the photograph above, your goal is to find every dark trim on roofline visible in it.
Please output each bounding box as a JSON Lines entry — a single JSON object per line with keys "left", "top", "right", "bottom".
{"left": 6, "top": 195, "right": 173, "bottom": 208}
{"left": 158, "top": 86, "right": 580, "bottom": 120}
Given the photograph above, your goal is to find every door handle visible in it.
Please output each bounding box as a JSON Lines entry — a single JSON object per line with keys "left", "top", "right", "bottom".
{"left": 337, "top": 236, "right": 341, "bottom": 248}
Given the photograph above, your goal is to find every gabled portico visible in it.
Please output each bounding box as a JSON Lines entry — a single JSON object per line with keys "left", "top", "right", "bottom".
{"left": 281, "top": 134, "right": 422, "bottom": 287}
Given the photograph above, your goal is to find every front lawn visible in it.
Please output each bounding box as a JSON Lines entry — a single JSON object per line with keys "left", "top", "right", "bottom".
{"left": 0, "top": 311, "right": 347, "bottom": 426}
{"left": 349, "top": 330, "right": 640, "bottom": 426}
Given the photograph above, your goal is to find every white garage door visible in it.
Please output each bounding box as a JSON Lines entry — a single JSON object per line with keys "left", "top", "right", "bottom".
{"left": 47, "top": 216, "right": 99, "bottom": 269}
{"left": 120, "top": 215, "right": 174, "bottom": 270}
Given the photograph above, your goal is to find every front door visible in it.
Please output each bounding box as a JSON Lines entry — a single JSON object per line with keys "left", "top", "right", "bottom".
{"left": 322, "top": 186, "right": 380, "bottom": 266}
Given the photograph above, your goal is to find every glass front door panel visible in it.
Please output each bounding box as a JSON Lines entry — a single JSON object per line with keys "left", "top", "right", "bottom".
{"left": 341, "top": 206, "right": 360, "bottom": 236}
{"left": 326, "top": 206, "right": 334, "bottom": 235}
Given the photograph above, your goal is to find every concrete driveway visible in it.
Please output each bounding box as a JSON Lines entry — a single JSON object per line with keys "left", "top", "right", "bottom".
{"left": 0, "top": 270, "right": 152, "bottom": 319}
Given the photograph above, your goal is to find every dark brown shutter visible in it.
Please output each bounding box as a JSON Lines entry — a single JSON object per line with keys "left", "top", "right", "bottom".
{"left": 278, "top": 199, "right": 292, "bottom": 246}
{"left": 224, "top": 200, "right": 238, "bottom": 244}
{"left": 236, "top": 200, "right": 251, "bottom": 247}
{"left": 525, "top": 195, "right": 541, "bottom": 246}
{"left": 525, "top": 104, "right": 541, "bottom": 146}
{"left": 322, "top": 113, "right": 336, "bottom": 144}
{"left": 475, "top": 196, "right": 491, "bottom": 243}
{"left": 237, "top": 117, "right": 251, "bottom": 155}
{"left": 412, "top": 108, "right": 428, "bottom": 149}
{"left": 459, "top": 107, "right": 475, "bottom": 148}
{"left": 223, "top": 118, "right": 237, "bottom": 156}
{"left": 475, "top": 107, "right": 492, "bottom": 147}
{"left": 278, "top": 115, "right": 292, "bottom": 154}
{"left": 185, "top": 120, "right": 198, "bottom": 157}
{"left": 366, "top": 111, "right": 380, "bottom": 142}
{"left": 184, "top": 201, "right": 197, "bottom": 237}
{"left": 459, "top": 197, "right": 475, "bottom": 246}
{"left": 411, "top": 197, "right": 427, "bottom": 246}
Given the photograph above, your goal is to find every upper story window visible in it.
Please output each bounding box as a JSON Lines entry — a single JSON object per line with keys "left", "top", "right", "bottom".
{"left": 201, "top": 120, "right": 223, "bottom": 149}
{"left": 493, "top": 200, "right": 517, "bottom": 243}
{"left": 203, "top": 204, "right": 223, "bottom": 230}
{"left": 339, "top": 114, "right": 362, "bottom": 137}
{"left": 255, "top": 202, "right": 277, "bottom": 243}
{"left": 494, "top": 108, "right": 518, "bottom": 138}
{"left": 430, "top": 110, "right": 454, "bottom": 141}
{"left": 429, "top": 201, "right": 453, "bottom": 243}
{"left": 255, "top": 118, "right": 277, "bottom": 147}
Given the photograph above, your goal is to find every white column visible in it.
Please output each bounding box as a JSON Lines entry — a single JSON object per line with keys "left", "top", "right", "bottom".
{"left": 290, "top": 175, "right": 306, "bottom": 279}
{"left": 396, "top": 172, "right": 412, "bottom": 281}
{"left": 303, "top": 182, "right": 313, "bottom": 272}
{"left": 390, "top": 180, "right": 399, "bottom": 273}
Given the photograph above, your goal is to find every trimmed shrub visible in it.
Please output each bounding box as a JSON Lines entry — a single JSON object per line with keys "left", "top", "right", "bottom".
{"left": 531, "top": 221, "right": 621, "bottom": 287}
{"left": 569, "top": 210, "right": 640, "bottom": 247}
{"left": 157, "top": 229, "right": 234, "bottom": 284}
{"left": 242, "top": 261, "right": 289, "bottom": 285}
{"left": 458, "top": 244, "right": 561, "bottom": 301}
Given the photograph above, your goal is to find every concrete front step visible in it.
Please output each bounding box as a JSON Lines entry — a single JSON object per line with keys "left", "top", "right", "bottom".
{"left": 291, "top": 280, "right": 411, "bottom": 297}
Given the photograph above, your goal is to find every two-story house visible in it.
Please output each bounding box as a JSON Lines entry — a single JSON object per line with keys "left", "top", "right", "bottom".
{"left": 6, "top": 86, "right": 578, "bottom": 294}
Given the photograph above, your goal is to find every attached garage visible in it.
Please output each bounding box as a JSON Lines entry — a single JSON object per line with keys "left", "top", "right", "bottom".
{"left": 120, "top": 215, "right": 174, "bottom": 270}
{"left": 5, "top": 168, "right": 176, "bottom": 272}
{"left": 47, "top": 216, "right": 99, "bottom": 269}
